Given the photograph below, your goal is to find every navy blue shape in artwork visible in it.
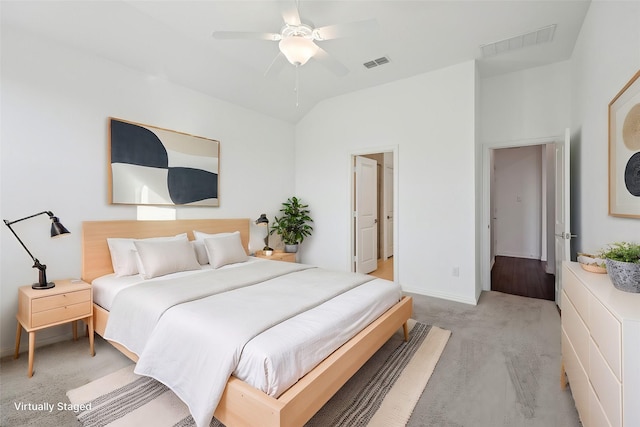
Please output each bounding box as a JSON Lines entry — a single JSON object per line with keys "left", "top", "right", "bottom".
{"left": 111, "top": 120, "right": 168, "bottom": 168}
{"left": 624, "top": 152, "right": 640, "bottom": 197}
{"left": 167, "top": 167, "right": 218, "bottom": 204}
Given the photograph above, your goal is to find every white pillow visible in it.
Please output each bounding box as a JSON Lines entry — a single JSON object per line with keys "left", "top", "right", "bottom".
{"left": 191, "top": 240, "right": 209, "bottom": 265}
{"left": 134, "top": 238, "right": 200, "bottom": 279}
{"left": 203, "top": 231, "right": 248, "bottom": 269}
{"left": 193, "top": 230, "right": 233, "bottom": 241}
{"left": 107, "top": 233, "right": 188, "bottom": 277}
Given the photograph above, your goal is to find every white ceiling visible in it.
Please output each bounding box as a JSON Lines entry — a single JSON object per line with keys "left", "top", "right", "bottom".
{"left": 2, "top": 0, "right": 591, "bottom": 123}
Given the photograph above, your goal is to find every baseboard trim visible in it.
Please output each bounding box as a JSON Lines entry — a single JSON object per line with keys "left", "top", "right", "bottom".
{"left": 495, "top": 252, "right": 541, "bottom": 260}
{"left": 1, "top": 331, "right": 76, "bottom": 359}
{"left": 401, "top": 286, "right": 478, "bottom": 306}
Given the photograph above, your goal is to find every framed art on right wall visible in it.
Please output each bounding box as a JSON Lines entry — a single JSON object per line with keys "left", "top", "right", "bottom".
{"left": 609, "top": 69, "right": 640, "bottom": 218}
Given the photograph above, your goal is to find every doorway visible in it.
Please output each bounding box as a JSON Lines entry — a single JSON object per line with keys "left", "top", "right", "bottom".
{"left": 490, "top": 144, "right": 555, "bottom": 300}
{"left": 481, "top": 132, "right": 571, "bottom": 305}
{"left": 350, "top": 148, "right": 397, "bottom": 282}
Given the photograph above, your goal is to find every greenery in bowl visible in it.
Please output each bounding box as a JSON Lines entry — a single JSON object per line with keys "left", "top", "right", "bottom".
{"left": 599, "top": 242, "right": 640, "bottom": 264}
{"left": 270, "top": 196, "right": 314, "bottom": 245}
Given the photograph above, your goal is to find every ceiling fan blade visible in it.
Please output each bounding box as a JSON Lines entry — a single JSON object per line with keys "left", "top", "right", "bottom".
{"left": 282, "top": 0, "right": 301, "bottom": 26}
{"left": 312, "top": 46, "right": 349, "bottom": 76}
{"left": 264, "top": 52, "right": 287, "bottom": 77}
{"left": 313, "top": 18, "right": 378, "bottom": 41}
{"left": 212, "top": 31, "right": 281, "bottom": 41}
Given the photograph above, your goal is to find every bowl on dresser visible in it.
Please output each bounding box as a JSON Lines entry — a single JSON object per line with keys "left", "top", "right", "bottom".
{"left": 605, "top": 259, "right": 640, "bottom": 293}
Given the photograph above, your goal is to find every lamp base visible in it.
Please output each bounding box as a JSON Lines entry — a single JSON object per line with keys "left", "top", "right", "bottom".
{"left": 32, "top": 282, "right": 55, "bottom": 290}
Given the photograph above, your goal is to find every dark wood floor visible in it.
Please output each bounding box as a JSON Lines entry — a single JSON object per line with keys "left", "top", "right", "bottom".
{"left": 491, "top": 256, "right": 555, "bottom": 301}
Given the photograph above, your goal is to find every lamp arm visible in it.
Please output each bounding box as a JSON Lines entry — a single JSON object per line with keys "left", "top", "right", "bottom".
{"left": 3, "top": 221, "right": 37, "bottom": 263}
{"left": 3, "top": 211, "right": 56, "bottom": 264}
{"left": 4, "top": 211, "right": 53, "bottom": 226}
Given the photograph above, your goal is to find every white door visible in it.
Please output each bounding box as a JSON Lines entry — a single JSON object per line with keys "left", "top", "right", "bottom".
{"left": 554, "top": 128, "right": 572, "bottom": 306}
{"left": 355, "top": 156, "right": 378, "bottom": 273}
{"left": 384, "top": 163, "right": 394, "bottom": 259}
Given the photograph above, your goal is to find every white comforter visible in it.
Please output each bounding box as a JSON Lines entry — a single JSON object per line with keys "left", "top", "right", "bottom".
{"left": 104, "top": 261, "right": 384, "bottom": 427}
{"left": 104, "top": 260, "right": 310, "bottom": 355}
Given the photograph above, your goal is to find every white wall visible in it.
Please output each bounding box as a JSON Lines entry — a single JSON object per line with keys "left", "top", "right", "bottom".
{"left": 493, "top": 145, "right": 543, "bottom": 259}
{"left": 0, "top": 26, "right": 296, "bottom": 355}
{"left": 480, "top": 61, "right": 571, "bottom": 144}
{"left": 478, "top": 1, "right": 640, "bottom": 284}
{"left": 570, "top": 0, "right": 640, "bottom": 253}
{"left": 295, "top": 61, "right": 478, "bottom": 304}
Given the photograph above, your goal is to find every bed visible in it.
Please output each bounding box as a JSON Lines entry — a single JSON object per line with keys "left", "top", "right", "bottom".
{"left": 82, "top": 218, "right": 413, "bottom": 427}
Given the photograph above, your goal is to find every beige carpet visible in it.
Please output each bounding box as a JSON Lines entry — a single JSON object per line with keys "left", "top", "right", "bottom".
{"left": 67, "top": 321, "right": 450, "bottom": 427}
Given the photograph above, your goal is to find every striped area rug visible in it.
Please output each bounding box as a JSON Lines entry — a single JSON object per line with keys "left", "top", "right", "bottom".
{"left": 67, "top": 321, "right": 450, "bottom": 427}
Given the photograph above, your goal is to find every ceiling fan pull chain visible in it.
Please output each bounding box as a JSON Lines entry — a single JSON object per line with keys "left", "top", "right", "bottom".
{"left": 295, "top": 65, "right": 300, "bottom": 107}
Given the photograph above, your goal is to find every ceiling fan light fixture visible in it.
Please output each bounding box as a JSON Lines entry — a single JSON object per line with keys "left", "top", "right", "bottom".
{"left": 279, "top": 35, "right": 318, "bottom": 66}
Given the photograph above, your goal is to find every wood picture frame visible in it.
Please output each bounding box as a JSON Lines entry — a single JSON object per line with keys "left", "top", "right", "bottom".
{"left": 609, "top": 70, "right": 640, "bottom": 218}
{"left": 109, "top": 118, "right": 220, "bottom": 207}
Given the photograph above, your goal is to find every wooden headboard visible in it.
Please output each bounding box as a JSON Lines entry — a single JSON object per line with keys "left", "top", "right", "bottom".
{"left": 82, "top": 219, "right": 250, "bottom": 283}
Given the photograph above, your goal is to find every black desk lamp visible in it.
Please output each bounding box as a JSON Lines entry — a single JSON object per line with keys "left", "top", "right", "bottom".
{"left": 255, "top": 214, "right": 272, "bottom": 250}
{"left": 3, "top": 211, "right": 70, "bottom": 290}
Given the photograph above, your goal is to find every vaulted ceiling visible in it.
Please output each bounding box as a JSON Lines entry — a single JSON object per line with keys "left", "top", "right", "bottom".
{"left": 1, "top": 1, "right": 591, "bottom": 122}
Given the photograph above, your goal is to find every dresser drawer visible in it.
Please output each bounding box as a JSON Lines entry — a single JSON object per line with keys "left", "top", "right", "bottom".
{"left": 31, "top": 301, "right": 92, "bottom": 327}
{"left": 589, "top": 384, "right": 613, "bottom": 427}
{"left": 564, "top": 268, "right": 589, "bottom": 321}
{"left": 562, "top": 291, "right": 590, "bottom": 369}
{"left": 589, "top": 339, "right": 621, "bottom": 427}
{"left": 588, "top": 295, "right": 621, "bottom": 380}
{"left": 563, "top": 330, "right": 590, "bottom": 426}
{"left": 32, "top": 289, "right": 91, "bottom": 313}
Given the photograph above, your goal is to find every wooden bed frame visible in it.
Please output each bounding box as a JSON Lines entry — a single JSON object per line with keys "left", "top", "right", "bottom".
{"left": 82, "top": 219, "right": 413, "bottom": 427}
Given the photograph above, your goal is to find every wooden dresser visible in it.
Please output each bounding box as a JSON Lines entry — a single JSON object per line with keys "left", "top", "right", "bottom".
{"left": 561, "top": 261, "right": 640, "bottom": 427}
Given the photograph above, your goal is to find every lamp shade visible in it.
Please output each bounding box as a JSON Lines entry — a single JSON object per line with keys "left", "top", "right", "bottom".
{"left": 50, "top": 216, "right": 70, "bottom": 237}
{"left": 255, "top": 214, "right": 269, "bottom": 225}
{"left": 279, "top": 36, "right": 318, "bottom": 66}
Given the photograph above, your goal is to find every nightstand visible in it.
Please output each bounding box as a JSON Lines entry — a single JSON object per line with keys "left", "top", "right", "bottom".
{"left": 255, "top": 250, "right": 297, "bottom": 263}
{"left": 15, "top": 279, "right": 94, "bottom": 377}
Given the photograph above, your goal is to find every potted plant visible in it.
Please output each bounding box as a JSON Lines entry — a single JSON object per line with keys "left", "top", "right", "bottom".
{"left": 270, "top": 196, "right": 313, "bottom": 253}
{"left": 599, "top": 242, "right": 640, "bottom": 293}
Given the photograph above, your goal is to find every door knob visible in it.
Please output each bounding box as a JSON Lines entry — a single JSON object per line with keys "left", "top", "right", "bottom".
{"left": 555, "top": 232, "right": 577, "bottom": 240}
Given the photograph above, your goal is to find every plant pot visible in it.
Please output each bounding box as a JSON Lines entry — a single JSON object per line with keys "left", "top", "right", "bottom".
{"left": 284, "top": 244, "right": 299, "bottom": 253}
{"left": 605, "top": 259, "right": 640, "bottom": 293}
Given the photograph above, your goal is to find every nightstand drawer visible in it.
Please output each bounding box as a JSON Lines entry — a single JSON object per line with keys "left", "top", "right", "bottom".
{"left": 31, "top": 301, "right": 91, "bottom": 327}
{"left": 32, "top": 289, "right": 91, "bottom": 313}
{"left": 270, "top": 252, "right": 295, "bottom": 262}
{"left": 255, "top": 250, "right": 296, "bottom": 263}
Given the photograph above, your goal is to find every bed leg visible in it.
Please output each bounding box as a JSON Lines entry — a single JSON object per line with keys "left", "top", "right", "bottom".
{"left": 403, "top": 322, "right": 409, "bottom": 342}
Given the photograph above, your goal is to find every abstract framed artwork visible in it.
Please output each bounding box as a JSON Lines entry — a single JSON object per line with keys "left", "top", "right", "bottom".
{"left": 109, "top": 118, "right": 219, "bottom": 206}
{"left": 609, "top": 70, "right": 640, "bottom": 218}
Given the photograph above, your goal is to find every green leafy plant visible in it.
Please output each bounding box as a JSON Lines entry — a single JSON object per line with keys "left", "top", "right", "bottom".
{"left": 270, "top": 196, "right": 314, "bottom": 245}
{"left": 599, "top": 242, "right": 640, "bottom": 264}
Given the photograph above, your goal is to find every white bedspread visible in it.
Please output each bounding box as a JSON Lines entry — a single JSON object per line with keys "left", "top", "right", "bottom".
{"left": 134, "top": 267, "right": 375, "bottom": 427}
{"left": 104, "top": 260, "right": 310, "bottom": 356}
{"left": 235, "top": 277, "right": 401, "bottom": 397}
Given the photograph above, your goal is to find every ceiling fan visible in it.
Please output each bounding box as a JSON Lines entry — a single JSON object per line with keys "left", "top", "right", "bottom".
{"left": 211, "top": 1, "right": 377, "bottom": 77}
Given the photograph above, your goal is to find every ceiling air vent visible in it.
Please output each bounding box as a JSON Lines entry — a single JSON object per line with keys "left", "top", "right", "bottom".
{"left": 480, "top": 24, "right": 556, "bottom": 58}
{"left": 364, "top": 56, "right": 390, "bottom": 69}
